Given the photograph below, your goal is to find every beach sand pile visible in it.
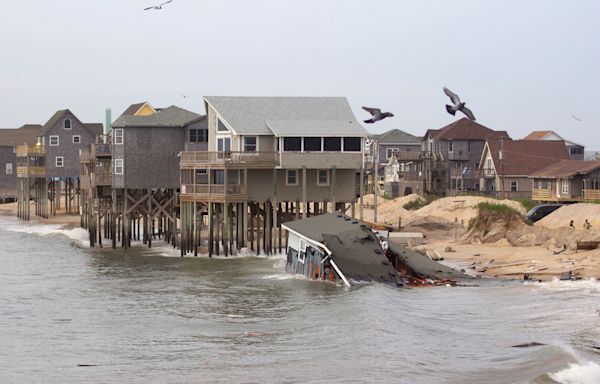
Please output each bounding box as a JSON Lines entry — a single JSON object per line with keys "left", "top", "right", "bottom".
{"left": 535, "top": 203, "right": 600, "bottom": 229}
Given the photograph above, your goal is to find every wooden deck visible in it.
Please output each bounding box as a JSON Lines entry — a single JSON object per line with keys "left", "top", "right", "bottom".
{"left": 180, "top": 151, "right": 279, "bottom": 169}
{"left": 16, "top": 166, "right": 46, "bottom": 178}
{"left": 180, "top": 184, "right": 248, "bottom": 203}
{"left": 532, "top": 188, "right": 600, "bottom": 202}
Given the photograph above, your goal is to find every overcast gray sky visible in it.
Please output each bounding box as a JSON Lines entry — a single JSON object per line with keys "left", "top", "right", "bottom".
{"left": 1, "top": 0, "right": 598, "bottom": 148}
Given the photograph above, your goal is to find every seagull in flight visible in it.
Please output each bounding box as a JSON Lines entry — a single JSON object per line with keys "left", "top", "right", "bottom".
{"left": 362, "top": 106, "right": 394, "bottom": 124}
{"left": 443, "top": 87, "right": 476, "bottom": 121}
{"left": 144, "top": 0, "right": 174, "bottom": 11}
{"left": 572, "top": 114, "right": 583, "bottom": 122}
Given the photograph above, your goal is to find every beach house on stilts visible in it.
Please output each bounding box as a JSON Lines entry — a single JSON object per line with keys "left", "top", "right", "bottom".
{"left": 179, "top": 96, "right": 369, "bottom": 257}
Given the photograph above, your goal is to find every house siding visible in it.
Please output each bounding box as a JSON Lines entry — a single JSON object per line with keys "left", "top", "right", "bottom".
{"left": 0, "top": 146, "right": 16, "bottom": 193}
{"left": 44, "top": 111, "right": 95, "bottom": 178}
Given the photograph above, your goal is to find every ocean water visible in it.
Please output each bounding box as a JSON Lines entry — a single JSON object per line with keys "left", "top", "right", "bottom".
{"left": 0, "top": 215, "right": 599, "bottom": 384}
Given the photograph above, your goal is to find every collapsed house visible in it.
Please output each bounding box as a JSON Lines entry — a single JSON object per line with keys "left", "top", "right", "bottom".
{"left": 282, "top": 213, "right": 469, "bottom": 287}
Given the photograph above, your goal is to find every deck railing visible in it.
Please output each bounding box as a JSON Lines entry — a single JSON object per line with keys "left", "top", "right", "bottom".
{"left": 92, "top": 172, "right": 112, "bottom": 186}
{"left": 583, "top": 189, "right": 600, "bottom": 200}
{"left": 181, "top": 184, "right": 246, "bottom": 195}
{"left": 180, "top": 151, "right": 279, "bottom": 167}
{"left": 92, "top": 143, "right": 111, "bottom": 157}
{"left": 531, "top": 188, "right": 553, "bottom": 200}
{"left": 16, "top": 166, "right": 46, "bottom": 177}
{"left": 16, "top": 144, "right": 44, "bottom": 157}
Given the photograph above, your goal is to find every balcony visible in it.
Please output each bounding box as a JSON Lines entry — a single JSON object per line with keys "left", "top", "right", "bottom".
{"left": 479, "top": 168, "right": 496, "bottom": 178}
{"left": 16, "top": 144, "right": 44, "bottom": 157}
{"left": 180, "top": 151, "right": 279, "bottom": 169}
{"left": 16, "top": 166, "right": 46, "bottom": 178}
{"left": 180, "top": 183, "right": 247, "bottom": 202}
{"left": 92, "top": 143, "right": 111, "bottom": 157}
{"left": 92, "top": 172, "right": 112, "bottom": 186}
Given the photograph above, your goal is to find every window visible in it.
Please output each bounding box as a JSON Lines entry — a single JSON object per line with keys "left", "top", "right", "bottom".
{"left": 217, "top": 118, "right": 229, "bottom": 132}
{"left": 317, "top": 170, "right": 329, "bottom": 186}
{"left": 283, "top": 137, "right": 301, "bottom": 151}
{"left": 561, "top": 179, "right": 569, "bottom": 194}
{"left": 189, "top": 128, "right": 208, "bottom": 143}
{"left": 5, "top": 163, "right": 13, "bottom": 175}
{"left": 217, "top": 137, "right": 231, "bottom": 152}
{"left": 467, "top": 141, "right": 471, "bottom": 152}
{"left": 343, "top": 137, "right": 361, "bottom": 152}
{"left": 570, "top": 146, "right": 584, "bottom": 155}
{"left": 298, "top": 239, "right": 306, "bottom": 264}
{"left": 55, "top": 156, "right": 64, "bottom": 167}
{"left": 286, "top": 169, "right": 298, "bottom": 186}
{"left": 195, "top": 169, "right": 208, "bottom": 184}
{"left": 212, "top": 170, "right": 224, "bottom": 184}
{"left": 243, "top": 136, "right": 257, "bottom": 152}
{"left": 448, "top": 141, "right": 453, "bottom": 152}
{"left": 114, "top": 129, "right": 123, "bottom": 145}
{"left": 113, "top": 159, "right": 123, "bottom": 174}
{"left": 303, "top": 137, "right": 321, "bottom": 152}
{"left": 323, "top": 137, "right": 341, "bottom": 151}
{"left": 49, "top": 135, "right": 59, "bottom": 146}
{"left": 386, "top": 148, "right": 399, "bottom": 159}
{"left": 64, "top": 118, "right": 71, "bottom": 129}
{"left": 72, "top": 135, "right": 81, "bottom": 144}
{"left": 510, "top": 180, "right": 518, "bottom": 192}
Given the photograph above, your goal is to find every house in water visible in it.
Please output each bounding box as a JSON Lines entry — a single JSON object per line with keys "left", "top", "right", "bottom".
{"left": 0, "top": 125, "right": 41, "bottom": 198}
{"left": 523, "top": 130, "right": 585, "bottom": 160}
{"left": 178, "top": 96, "right": 369, "bottom": 257}
{"left": 530, "top": 160, "right": 600, "bottom": 202}
{"left": 478, "top": 139, "right": 570, "bottom": 198}
{"left": 15, "top": 110, "right": 102, "bottom": 220}
{"left": 80, "top": 102, "right": 206, "bottom": 248}
{"left": 282, "top": 213, "right": 400, "bottom": 286}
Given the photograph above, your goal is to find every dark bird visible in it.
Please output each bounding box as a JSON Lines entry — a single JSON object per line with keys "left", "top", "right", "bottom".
{"left": 443, "top": 87, "right": 476, "bottom": 121}
{"left": 362, "top": 106, "right": 394, "bottom": 124}
{"left": 182, "top": 95, "right": 189, "bottom": 98}
{"left": 144, "top": 0, "right": 174, "bottom": 10}
{"left": 572, "top": 114, "right": 583, "bottom": 122}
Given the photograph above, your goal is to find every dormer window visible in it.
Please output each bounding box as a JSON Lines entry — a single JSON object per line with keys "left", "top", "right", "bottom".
{"left": 64, "top": 118, "right": 71, "bottom": 129}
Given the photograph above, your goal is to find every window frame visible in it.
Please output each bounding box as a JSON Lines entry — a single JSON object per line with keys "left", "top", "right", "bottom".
{"left": 283, "top": 137, "right": 302, "bottom": 152}
{"left": 63, "top": 118, "right": 72, "bottom": 130}
{"left": 55, "top": 156, "right": 64, "bottom": 168}
{"left": 114, "top": 159, "right": 124, "bottom": 175}
{"left": 49, "top": 135, "right": 59, "bottom": 146}
{"left": 303, "top": 137, "right": 322, "bottom": 152}
{"left": 343, "top": 137, "right": 362, "bottom": 152}
{"left": 114, "top": 129, "right": 124, "bottom": 145}
{"left": 510, "top": 180, "right": 518, "bottom": 192}
{"left": 448, "top": 140, "right": 453, "bottom": 152}
{"left": 386, "top": 147, "right": 399, "bottom": 159}
{"left": 317, "top": 169, "right": 329, "bottom": 186}
{"left": 5, "top": 163, "right": 13, "bottom": 175}
{"left": 72, "top": 135, "right": 81, "bottom": 144}
{"left": 561, "top": 179, "right": 569, "bottom": 194}
{"left": 286, "top": 169, "right": 299, "bottom": 186}
{"left": 323, "top": 137, "right": 341, "bottom": 152}
{"left": 243, "top": 136, "right": 257, "bottom": 152}
{"left": 189, "top": 128, "right": 208, "bottom": 143}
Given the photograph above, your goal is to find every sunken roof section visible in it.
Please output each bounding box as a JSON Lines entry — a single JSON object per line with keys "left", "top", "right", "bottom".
{"left": 112, "top": 105, "right": 204, "bottom": 128}
{"left": 0, "top": 125, "right": 42, "bottom": 146}
{"left": 204, "top": 96, "right": 368, "bottom": 137}
{"left": 282, "top": 212, "right": 369, "bottom": 245}
{"left": 530, "top": 160, "right": 600, "bottom": 178}
{"left": 487, "top": 139, "right": 570, "bottom": 176}
{"left": 429, "top": 118, "right": 510, "bottom": 141}
{"left": 372, "top": 129, "right": 421, "bottom": 144}
{"left": 523, "top": 130, "right": 553, "bottom": 140}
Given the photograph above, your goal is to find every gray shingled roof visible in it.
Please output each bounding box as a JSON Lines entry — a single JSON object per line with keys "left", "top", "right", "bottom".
{"left": 41, "top": 109, "right": 102, "bottom": 137}
{"left": 112, "top": 105, "right": 204, "bottom": 128}
{"left": 372, "top": 129, "right": 421, "bottom": 144}
{"left": 0, "top": 125, "right": 42, "bottom": 146}
{"left": 121, "top": 102, "right": 150, "bottom": 116}
{"left": 204, "top": 96, "right": 368, "bottom": 136}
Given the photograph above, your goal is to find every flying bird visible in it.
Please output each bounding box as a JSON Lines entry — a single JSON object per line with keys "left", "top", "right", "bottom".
{"left": 572, "top": 115, "right": 582, "bottom": 122}
{"left": 144, "top": 0, "right": 174, "bottom": 10}
{"left": 362, "top": 106, "right": 394, "bottom": 124}
{"left": 182, "top": 95, "right": 189, "bottom": 98}
{"left": 443, "top": 87, "right": 476, "bottom": 121}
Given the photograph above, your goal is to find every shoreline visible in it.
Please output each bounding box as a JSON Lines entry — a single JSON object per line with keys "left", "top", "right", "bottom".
{"left": 3, "top": 201, "right": 600, "bottom": 282}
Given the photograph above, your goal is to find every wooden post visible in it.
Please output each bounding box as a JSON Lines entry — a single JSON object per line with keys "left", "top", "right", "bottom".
{"left": 302, "top": 167, "right": 307, "bottom": 219}
{"left": 208, "top": 202, "right": 213, "bottom": 257}
{"left": 331, "top": 166, "right": 336, "bottom": 211}
{"left": 272, "top": 169, "right": 278, "bottom": 253}
{"left": 360, "top": 167, "right": 364, "bottom": 221}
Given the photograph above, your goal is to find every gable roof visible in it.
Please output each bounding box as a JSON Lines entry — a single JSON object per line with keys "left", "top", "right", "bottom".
{"left": 530, "top": 160, "right": 600, "bottom": 178}
{"left": 41, "top": 109, "right": 102, "bottom": 137}
{"left": 121, "top": 102, "right": 150, "bottom": 116}
{"left": 0, "top": 125, "right": 42, "bottom": 146}
{"left": 112, "top": 105, "right": 204, "bottom": 128}
{"left": 485, "top": 139, "right": 570, "bottom": 176}
{"left": 204, "top": 96, "right": 368, "bottom": 136}
{"left": 372, "top": 129, "right": 421, "bottom": 144}
{"left": 523, "top": 130, "right": 555, "bottom": 140}
{"left": 429, "top": 118, "right": 510, "bottom": 141}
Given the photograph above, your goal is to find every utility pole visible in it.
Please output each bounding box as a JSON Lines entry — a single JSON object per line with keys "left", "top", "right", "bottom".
{"left": 373, "top": 141, "right": 378, "bottom": 223}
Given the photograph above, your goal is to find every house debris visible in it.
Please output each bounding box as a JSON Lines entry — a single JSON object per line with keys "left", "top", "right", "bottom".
{"left": 282, "top": 213, "right": 470, "bottom": 287}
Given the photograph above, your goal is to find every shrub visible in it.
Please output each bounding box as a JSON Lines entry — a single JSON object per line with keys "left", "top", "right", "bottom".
{"left": 403, "top": 194, "right": 438, "bottom": 210}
